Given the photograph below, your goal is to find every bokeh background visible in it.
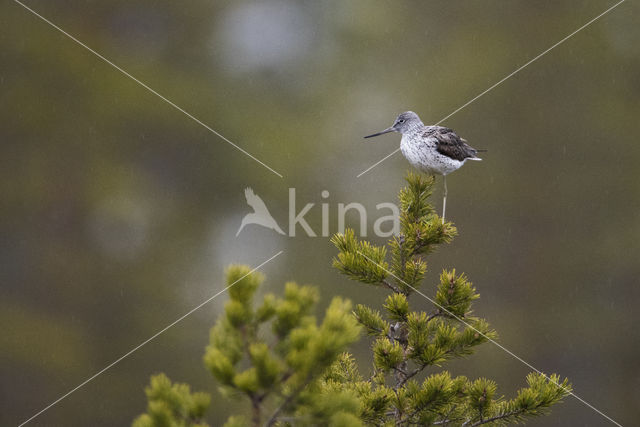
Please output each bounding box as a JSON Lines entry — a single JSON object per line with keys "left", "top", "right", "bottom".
{"left": 2, "top": 0, "right": 639, "bottom": 425}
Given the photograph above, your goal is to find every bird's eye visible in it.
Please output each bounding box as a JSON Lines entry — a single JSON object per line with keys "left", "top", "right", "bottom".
{"left": 398, "top": 119, "right": 405, "bottom": 123}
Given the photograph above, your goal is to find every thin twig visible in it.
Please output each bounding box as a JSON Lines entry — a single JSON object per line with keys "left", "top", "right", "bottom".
{"left": 382, "top": 279, "right": 402, "bottom": 294}
{"left": 396, "top": 365, "right": 423, "bottom": 388}
{"left": 426, "top": 310, "right": 442, "bottom": 322}
{"left": 468, "top": 409, "right": 527, "bottom": 426}
{"left": 264, "top": 375, "right": 313, "bottom": 427}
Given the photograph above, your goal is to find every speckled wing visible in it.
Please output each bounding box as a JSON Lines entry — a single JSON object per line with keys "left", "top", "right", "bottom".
{"left": 426, "top": 127, "right": 478, "bottom": 161}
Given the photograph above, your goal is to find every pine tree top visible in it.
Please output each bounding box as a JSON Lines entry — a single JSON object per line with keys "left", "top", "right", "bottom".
{"left": 133, "top": 172, "right": 571, "bottom": 427}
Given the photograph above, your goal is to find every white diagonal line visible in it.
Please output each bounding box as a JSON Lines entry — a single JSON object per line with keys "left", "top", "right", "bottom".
{"left": 356, "top": 250, "right": 622, "bottom": 426}
{"left": 356, "top": 0, "right": 626, "bottom": 178}
{"left": 356, "top": 148, "right": 401, "bottom": 178}
{"left": 18, "top": 250, "right": 284, "bottom": 426}
{"left": 12, "top": 0, "right": 284, "bottom": 178}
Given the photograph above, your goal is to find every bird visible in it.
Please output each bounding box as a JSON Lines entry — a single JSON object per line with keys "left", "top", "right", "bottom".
{"left": 364, "top": 111, "right": 483, "bottom": 222}
{"left": 236, "top": 188, "right": 286, "bottom": 236}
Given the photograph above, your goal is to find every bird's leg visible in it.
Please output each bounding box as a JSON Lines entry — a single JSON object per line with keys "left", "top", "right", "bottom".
{"left": 442, "top": 175, "right": 447, "bottom": 224}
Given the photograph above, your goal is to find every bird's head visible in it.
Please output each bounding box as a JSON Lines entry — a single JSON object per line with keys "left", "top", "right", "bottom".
{"left": 364, "top": 111, "right": 423, "bottom": 139}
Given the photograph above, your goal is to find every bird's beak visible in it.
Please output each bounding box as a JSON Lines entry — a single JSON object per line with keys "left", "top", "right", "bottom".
{"left": 364, "top": 126, "right": 395, "bottom": 139}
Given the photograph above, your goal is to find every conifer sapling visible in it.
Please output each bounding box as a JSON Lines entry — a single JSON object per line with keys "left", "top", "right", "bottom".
{"left": 133, "top": 173, "right": 571, "bottom": 426}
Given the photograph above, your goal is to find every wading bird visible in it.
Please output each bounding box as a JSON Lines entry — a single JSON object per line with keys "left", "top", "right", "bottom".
{"left": 365, "top": 111, "right": 484, "bottom": 222}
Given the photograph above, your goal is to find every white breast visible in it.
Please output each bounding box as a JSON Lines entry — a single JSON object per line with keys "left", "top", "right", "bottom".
{"left": 400, "top": 134, "right": 464, "bottom": 176}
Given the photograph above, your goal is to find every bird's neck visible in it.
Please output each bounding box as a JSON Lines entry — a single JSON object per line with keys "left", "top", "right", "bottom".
{"left": 403, "top": 121, "right": 424, "bottom": 136}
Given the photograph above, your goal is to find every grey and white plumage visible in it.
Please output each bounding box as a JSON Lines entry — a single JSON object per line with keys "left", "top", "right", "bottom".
{"left": 365, "top": 111, "right": 482, "bottom": 175}
{"left": 364, "top": 111, "right": 483, "bottom": 221}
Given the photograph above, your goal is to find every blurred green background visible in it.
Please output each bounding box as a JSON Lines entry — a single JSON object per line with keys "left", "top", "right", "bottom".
{"left": 2, "top": 0, "right": 639, "bottom": 425}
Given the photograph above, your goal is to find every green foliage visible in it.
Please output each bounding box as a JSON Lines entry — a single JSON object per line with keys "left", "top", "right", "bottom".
{"left": 384, "top": 293, "right": 409, "bottom": 322}
{"left": 135, "top": 173, "right": 570, "bottom": 426}
{"left": 135, "top": 265, "right": 361, "bottom": 426}
{"left": 132, "top": 373, "right": 210, "bottom": 427}
{"left": 205, "top": 265, "right": 362, "bottom": 426}
{"left": 435, "top": 269, "right": 480, "bottom": 318}
{"left": 331, "top": 229, "right": 389, "bottom": 286}
{"left": 326, "top": 172, "right": 571, "bottom": 425}
{"left": 354, "top": 304, "right": 390, "bottom": 336}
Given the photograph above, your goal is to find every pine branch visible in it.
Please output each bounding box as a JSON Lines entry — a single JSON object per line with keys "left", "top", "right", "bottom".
{"left": 136, "top": 172, "right": 571, "bottom": 427}
{"left": 465, "top": 408, "right": 527, "bottom": 426}
{"left": 397, "top": 365, "right": 422, "bottom": 388}
{"left": 264, "top": 374, "right": 313, "bottom": 427}
{"left": 327, "top": 173, "right": 570, "bottom": 426}
{"left": 251, "top": 395, "right": 261, "bottom": 426}
{"left": 382, "top": 279, "right": 403, "bottom": 294}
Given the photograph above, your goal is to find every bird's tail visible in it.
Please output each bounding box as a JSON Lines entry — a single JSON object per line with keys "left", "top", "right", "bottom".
{"left": 470, "top": 148, "right": 487, "bottom": 160}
